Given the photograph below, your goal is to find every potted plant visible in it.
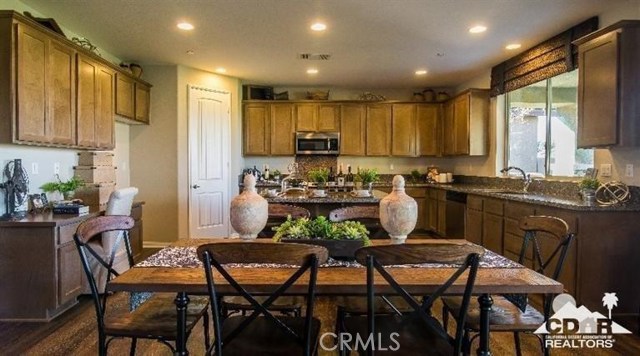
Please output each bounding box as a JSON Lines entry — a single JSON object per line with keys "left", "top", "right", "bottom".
{"left": 307, "top": 168, "right": 329, "bottom": 189}
{"left": 579, "top": 177, "right": 600, "bottom": 204}
{"left": 272, "top": 216, "right": 371, "bottom": 259}
{"left": 272, "top": 169, "right": 281, "bottom": 182}
{"left": 410, "top": 169, "right": 422, "bottom": 183}
{"left": 40, "top": 175, "right": 85, "bottom": 201}
{"left": 357, "top": 168, "right": 379, "bottom": 193}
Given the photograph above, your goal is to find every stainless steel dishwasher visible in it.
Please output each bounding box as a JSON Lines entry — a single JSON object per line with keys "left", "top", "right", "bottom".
{"left": 445, "top": 191, "right": 467, "bottom": 238}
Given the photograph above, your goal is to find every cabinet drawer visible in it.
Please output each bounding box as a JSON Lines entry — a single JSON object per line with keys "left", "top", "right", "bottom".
{"left": 58, "top": 222, "right": 81, "bottom": 245}
{"left": 503, "top": 232, "right": 533, "bottom": 260}
{"left": 504, "top": 201, "right": 535, "bottom": 220}
{"left": 131, "top": 205, "right": 143, "bottom": 221}
{"left": 467, "top": 195, "right": 483, "bottom": 211}
{"left": 483, "top": 198, "right": 504, "bottom": 216}
{"left": 405, "top": 188, "right": 426, "bottom": 198}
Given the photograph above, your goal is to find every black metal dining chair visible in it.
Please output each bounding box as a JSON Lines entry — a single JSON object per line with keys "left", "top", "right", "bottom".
{"left": 442, "top": 215, "right": 575, "bottom": 355}
{"left": 197, "top": 242, "right": 329, "bottom": 355}
{"left": 341, "top": 243, "right": 480, "bottom": 355}
{"left": 74, "top": 215, "right": 210, "bottom": 355}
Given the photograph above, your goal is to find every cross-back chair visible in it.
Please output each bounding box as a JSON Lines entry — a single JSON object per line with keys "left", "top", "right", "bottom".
{"left": 74, "top": 215, "right": 210, "bottom": 355}
{"left": 442, "top": 215, "right": 575, "bottom": 355}
{"left": 341, "top": 244, "right": 480, "bottom": 355}
{"left": 197, "top": 242, "right": 329, "bottom": 355}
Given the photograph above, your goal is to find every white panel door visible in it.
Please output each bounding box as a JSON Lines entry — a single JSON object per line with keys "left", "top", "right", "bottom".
{"left": 188, "top": 86, "right": 230, "bottom": 238}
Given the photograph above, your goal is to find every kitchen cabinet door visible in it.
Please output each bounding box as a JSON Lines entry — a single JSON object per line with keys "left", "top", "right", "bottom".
{"left": 453, "top": 94, "right": 469, "bottom": 155}
{"left": 47, "top": 39, "right": 76, "bottom": 145}
{"left": 270, "top": 104, "right": 295, "bottom": 155}
{"left": 134, "top": 82, "right": 150, "bottom": 124}
{"left": 243, "top": 103, "right": 270, "bottom": 155}
{"left": 57, "top": 242, "right": 83, "bottom": 306}
{"left": 442, "top": 100, "right": 455, "bottom": 155}
{"left": 77, "top": 55, "right": 115, "bottom": 149}
{"left": 465, "top": 208, "right": 483, "bottom": 245}
{"left": 317, "top": 104, "right": 340, "bottom": 131}
{"left": 427, "top": 197, "right": 438, "bottom": 232}
{"left": 365, "top": 104, "right": 391, "bottom": 156}
{"left": 482, "top": 212, "right": 503, "bottom": 254}
{"left": 391, "top": 104, "right": 417, "bottom": 156}
{"left": 16, "top": 23, "right": 48, "bottom": 143}
{"left": 295, "top": 103, "right": 317, "bottom": 131}
{"left": 115, "top": 73, "right": 135, "bottom": 119}
{"left": 340, "top": 104, "right": 366, "bottom": 155}
{"left": 417, "top": 104, "right": 440, "bottom": 156}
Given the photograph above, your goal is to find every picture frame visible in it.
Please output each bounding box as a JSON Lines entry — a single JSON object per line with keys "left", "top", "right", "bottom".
{"left": 29, "top": 194, "right": 46, "bottom": 213}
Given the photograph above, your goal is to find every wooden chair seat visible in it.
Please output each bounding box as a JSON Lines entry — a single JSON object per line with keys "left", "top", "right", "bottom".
{"left": 222, "top": 295, "right": 304, "bottom": 314}
{"left": 442, "top": 296, "right": 545, "bottom": 331}
{"left": 343, "top": 314, "right": 453, "bottom": 355}
{"left": 104, "top": 294, "right": 210, "bottom": 338}
{"left": 217, "top": 316, "right": 321, "bottom": 355}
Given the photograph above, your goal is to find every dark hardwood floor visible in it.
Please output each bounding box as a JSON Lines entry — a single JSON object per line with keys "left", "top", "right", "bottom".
{"left": 1, "top": 248, "right": 638, "bottom": 355}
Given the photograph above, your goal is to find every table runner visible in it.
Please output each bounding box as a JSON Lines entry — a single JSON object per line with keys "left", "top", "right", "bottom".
{"left": 136, "top": 246, "right": 524, "bottom": 269}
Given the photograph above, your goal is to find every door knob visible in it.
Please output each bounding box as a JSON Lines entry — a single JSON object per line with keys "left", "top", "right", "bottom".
{"left": 192, "top": 184, "right": 200, "bottom": 189}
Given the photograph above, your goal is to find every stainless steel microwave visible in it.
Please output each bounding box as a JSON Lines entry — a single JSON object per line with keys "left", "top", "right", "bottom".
{"left": 295, "top": 132, "right": 340, "bottom": 155}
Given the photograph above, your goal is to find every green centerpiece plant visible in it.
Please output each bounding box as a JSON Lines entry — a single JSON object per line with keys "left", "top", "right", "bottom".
{"left": 307, "top": 168, "right": 329, "bottom": 188}
{"left": 357, "top": 168, "right": 379, "bottom": 192}
{"left": 579, "top": 177, "right": 600, "bottom": 204}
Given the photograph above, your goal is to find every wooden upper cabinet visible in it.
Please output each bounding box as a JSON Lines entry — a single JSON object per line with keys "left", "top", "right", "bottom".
{"left": 443, "top": 89, "right": 488, "bottom": 156}
{"left": 391, "top": 104, "right": 417, "bottom": 156}
{"left": 15, "top": 24, "right": 75, "bottom": 145}
{"left": 575, "top": 21, "right": 640, "bottom": 148}
{"left": 340, "top": 104, "right": 366, "bottom": 155}
{"left": 77, "top": 54, "right": 114, "bottom": 149}
{"left": 134, "top": 82, "right": 150, "bottom": 124}
{"left": 366, "top": 104, "right": 391, "bottom": 156}
{"left": 115, "top": 74, "right": 134, "bottom": 119}
{"left": 417, "top": 104, "right": 440, "bottom": 156}
{"left": 295, "top": 103, "right": 340, "bottom": 132}
{"left": 243, "top": 103, "right": 270, "bottom": 155}
{"left": 295, "top": 103, "right": 317, "bottom": 131}
{"left": 270, "top": 104, "right": 295, "bottom": 155}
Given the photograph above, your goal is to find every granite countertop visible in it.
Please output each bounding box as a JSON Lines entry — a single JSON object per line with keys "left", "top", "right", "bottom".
{"left": 264, "top": 189, "right": 386, "bottom": 204}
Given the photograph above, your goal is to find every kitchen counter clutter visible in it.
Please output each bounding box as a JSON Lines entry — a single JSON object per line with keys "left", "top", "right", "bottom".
{"left": 264, "top": 189, "right": 386, "bottom": 204}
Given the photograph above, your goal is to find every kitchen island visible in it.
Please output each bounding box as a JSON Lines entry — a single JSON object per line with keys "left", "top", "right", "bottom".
{"left": 264, "top": 189, "right": 386, "bottom": 217}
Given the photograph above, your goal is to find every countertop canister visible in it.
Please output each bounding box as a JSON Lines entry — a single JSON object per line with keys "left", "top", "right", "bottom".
{"left": 379, "top": 175, "right": 418, "bottom": 243}
{"left": 230, "top": 174, "right": 268, "bottom": 240}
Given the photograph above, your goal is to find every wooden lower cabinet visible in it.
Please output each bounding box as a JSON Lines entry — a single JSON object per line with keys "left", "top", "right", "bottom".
{"left": 425, "top": 188, "right": 446, "bottom": 236}
{"left": 0, "top": 203, "right": 144, "bottom": 321}
{"left": 482, "top": 212, "right": 503, "bottom": 254}
{"left": 465, "top": 206, "right": 482, "bottom": 245}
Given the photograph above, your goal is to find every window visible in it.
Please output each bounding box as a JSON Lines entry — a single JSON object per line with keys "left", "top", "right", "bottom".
{"left": 505, "top": 70, "right": 593, "bottom": 177}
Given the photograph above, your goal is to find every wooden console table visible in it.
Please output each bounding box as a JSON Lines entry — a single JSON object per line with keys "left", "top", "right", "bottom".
{"left": 0, "top": 202, "right": 143, "bottom": 321}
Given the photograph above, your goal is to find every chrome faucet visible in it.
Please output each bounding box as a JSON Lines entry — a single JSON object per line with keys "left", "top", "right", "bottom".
{"left": 500, "top": 166, "right": 532, "bottom": 192}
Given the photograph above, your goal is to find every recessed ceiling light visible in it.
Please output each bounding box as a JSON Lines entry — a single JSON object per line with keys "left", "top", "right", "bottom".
{"left": 505, "top": 43, "right": 522, "bottom": 50}
{"left": 469, "top": 25, "right": 487, "bottom": 34}
{"left": 310, "top": 22, "right": 327, "bottom": 31}
{"left": 307, "top": 68, "right": 319, "bottom": 74}
{"left": 186, "top": 50, "right": 195, "bottom": 55}
{"left": 415, "top": 70, "right": 428, "bottom": 75}
{"left": 177, "top": 22, "right": 194, "bottom": 31}
{"left": 216, "top": 67, "right": 227, "bottom": 74}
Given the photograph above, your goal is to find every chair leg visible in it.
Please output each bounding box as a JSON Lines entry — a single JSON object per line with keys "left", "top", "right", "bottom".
{"left": 129, "top": 337, "right": 137, "bottom": 356}
{"left": 513, "top": 332, "right": 522, "bottom": 356}
{"left": 535, "top": 333, "right": 550, "bottom": 356}
{"left": 442, "top": 304, "right": 450, "bottom": 330}
{"left": 203, "top": 310, "right": 211, "bottom": 351}
{"left": 99, "top": 333, "right": 107, "bottom": 356}
{"left": 336, "top": 307, "right": 347, "bottom": 356}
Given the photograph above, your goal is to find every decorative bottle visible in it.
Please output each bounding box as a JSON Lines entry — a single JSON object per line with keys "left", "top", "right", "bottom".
{"left": 379, "top": 175, "right": 417, "bottom": 243}
{"left": 230, "top": 174, "right": 268, "bottom": 240}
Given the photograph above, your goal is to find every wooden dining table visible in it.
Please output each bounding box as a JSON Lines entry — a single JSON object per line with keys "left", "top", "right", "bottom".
{"left": 107, "top": 238, "right": 563, "bottom": 356}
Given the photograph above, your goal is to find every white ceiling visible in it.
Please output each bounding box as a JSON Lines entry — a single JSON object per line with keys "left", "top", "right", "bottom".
{"left": 22, "top": 0, "right": 632, "bottom": 89}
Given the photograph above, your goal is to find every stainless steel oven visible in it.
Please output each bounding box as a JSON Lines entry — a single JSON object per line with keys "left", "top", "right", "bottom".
{"left": 295, "top": 132, "right": 340, "bottom": 155}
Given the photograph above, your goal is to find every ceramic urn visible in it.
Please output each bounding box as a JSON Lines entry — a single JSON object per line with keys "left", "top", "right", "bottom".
{"left": 230, "top": 174, "right": 268, "bottom": 240}
{"left": 379, "top": 175, "right": 418, "bottom": 243}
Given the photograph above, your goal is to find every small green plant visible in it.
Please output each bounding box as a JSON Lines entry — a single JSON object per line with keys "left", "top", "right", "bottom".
{"left": 357, "top": 168, "right": 379, "bottom": 185}
{"left": 40, "top": 175, "right": 85, "bottom": 195}
{"left": 272, "top": 216, "right": 370, "bottom": 245}
{"left": 272, "top": 169, "right": 281, "bottom": 177}
{"left": 579, "top": 177, "right": 600, "bottom": 190}
{"left": 410, "top": 169, "right": 422, "bottom": 183}
{"left": 307, "top": 168, "right": 329, "bottom": 184}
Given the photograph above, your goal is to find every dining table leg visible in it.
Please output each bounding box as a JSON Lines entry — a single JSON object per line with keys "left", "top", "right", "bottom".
{"left": 175, "top": 292, "right": 190, "bottom": 355}
{"left": 477, "top": 293, "right": 493, "bottom": 356}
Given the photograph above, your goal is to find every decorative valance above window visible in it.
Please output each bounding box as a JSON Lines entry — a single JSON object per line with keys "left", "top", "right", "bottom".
{"left": 490, "top": 17, "right": 598, "bottom": 97}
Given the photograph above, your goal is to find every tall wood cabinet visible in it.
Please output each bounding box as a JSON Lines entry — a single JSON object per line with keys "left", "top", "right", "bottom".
{"left": 243, "top": 103, "right": 271, "bottom": 155}
{"left": 365, "top": 104, "right": 391, "bottom": 156}
{"left": 295, "top": 103, "right": 340, "bottom": 132}
{"left": 340, "top": 104, "right": 366, "bottom": 155}
{"left": 77, "top": 54, "right": 115, "bottom": 149}
{"left": 391, "top": 104, "right": 417, "bottom": 156}
{"left": 442, "top": 89, "right": 489, "bottom": 156}
{"left": 417, "top": 104, "right": 440, "bottom": 156}
{"left": 0, "top": 11, "right": 151, "bottom": 149}
{"left": 270, "top": 104, "right": 296, "bottom": 155}
{"left": 574, "top": 21, "right": 640, "bottom": 148}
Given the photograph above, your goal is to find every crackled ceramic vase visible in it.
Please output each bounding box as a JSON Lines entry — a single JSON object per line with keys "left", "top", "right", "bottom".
{"left": 230, "top": 174, "right": 268, "bottom": 240}
{"left": 379, "top": 175, "right": 417, "bottom": 243}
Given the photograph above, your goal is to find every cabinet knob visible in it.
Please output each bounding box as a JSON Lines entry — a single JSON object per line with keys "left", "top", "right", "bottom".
{"left": 192, "top": 184, "right": 200, "bottom": 189}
